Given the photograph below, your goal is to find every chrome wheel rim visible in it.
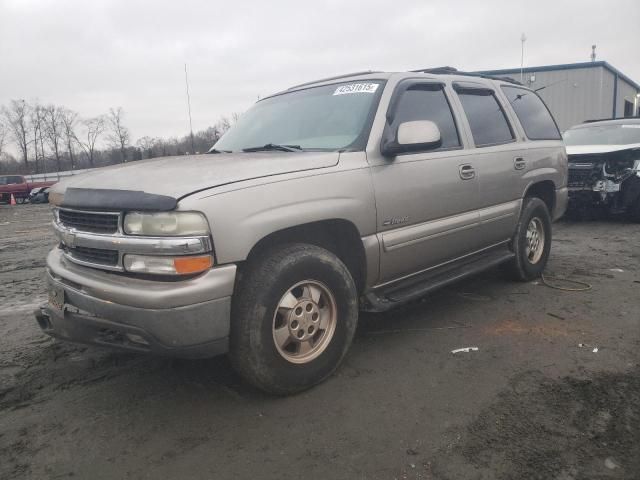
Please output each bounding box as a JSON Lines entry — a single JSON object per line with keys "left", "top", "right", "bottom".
{"left": 525, "top": 217, "right": 545, "bottom": 264}
{"left": 272, "top": 280, "right": 337, "bottom": 364}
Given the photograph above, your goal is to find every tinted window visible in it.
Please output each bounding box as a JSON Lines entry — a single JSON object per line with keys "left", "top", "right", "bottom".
{"left": 392, "top": 84, "right": 460, "bottom": 150}
{"left": 457, "top": 90, "right": 514, "bottom": 146}
{"left": 502, "top": 86, "right": 561, "bottom": 140}
{"left": 0, "top": 176, "right": 23, "bottom": 185}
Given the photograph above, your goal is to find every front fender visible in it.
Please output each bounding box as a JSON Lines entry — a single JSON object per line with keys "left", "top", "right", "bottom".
{"left": 178, "top": 165, "right": 376, "bottom": 265}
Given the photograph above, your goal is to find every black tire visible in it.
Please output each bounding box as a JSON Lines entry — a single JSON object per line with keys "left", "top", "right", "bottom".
{"left": 229, "top": 243, "right": 358, "bottom": 395}
{"left": 630, "top": 198, "right": 640, "bottom": 223}
{"left": 507, "top": 197, "right": 552, "bottom": 281}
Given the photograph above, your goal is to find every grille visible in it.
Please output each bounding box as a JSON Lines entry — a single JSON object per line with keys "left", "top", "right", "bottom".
{"left": 58, "top": 209, "right": 119, "bottom": 234}
{"left": 568, "top": 166, "right": 596, "bottom": 188}
{"left": 65, "top": 245, "right": 119, "bottom": 266}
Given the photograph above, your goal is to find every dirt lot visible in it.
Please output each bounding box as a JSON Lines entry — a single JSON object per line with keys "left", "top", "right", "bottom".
{"left": 1, "top": 204, "right": 639, "bottom": 480}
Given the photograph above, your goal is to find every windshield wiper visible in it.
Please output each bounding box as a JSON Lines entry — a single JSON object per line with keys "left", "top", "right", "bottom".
{"left": 242, "top": 143, "right": 302, "bottom": 153}
{"left": 208, "top": 147, "right": 232, "bottom": 154}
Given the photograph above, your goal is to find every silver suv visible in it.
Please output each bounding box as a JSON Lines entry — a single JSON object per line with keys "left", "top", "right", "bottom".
{"left": 38, "top": 69, "right": 567, "bottom": 394}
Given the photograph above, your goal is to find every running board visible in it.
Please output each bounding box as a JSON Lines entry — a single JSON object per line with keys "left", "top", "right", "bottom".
{"left": 363, "top": 249, "right": 515, "bottom": 312}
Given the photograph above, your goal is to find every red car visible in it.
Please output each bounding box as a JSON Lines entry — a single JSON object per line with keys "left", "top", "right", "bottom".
{"left": 0, "top": 175, "right": 56, "bottom": 204}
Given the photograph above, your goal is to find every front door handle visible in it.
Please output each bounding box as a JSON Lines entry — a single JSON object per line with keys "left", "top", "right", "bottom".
{"left": 514, "top": 157, "right": 526, "bottom": 170}
{"left": 459, "top": 164, "right": 476, "bottom": 180}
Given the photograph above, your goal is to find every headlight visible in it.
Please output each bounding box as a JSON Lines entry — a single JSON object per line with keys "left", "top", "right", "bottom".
{"left": 123, "top": 254, "right": 213, "bottom": 275}
{"left": 124, "top": 211, "right": 209, "bottom": 236}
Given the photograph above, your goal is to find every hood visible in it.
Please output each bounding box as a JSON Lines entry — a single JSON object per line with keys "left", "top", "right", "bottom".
{"left": 566, "top": 142, "right": 640, "bottom": 156}
{"left": 53, "top": 151, "right": 339, "bottom": 202}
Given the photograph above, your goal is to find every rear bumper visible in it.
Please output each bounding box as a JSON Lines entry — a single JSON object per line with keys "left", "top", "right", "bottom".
{"left": 36, "top": 248, "right": 236, "bottom": 358}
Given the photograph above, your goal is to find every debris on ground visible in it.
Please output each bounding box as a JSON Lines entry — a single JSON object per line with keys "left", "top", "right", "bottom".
{"left": 578, "top": 343, "right": 599, "bottom": 353}
{"left": 604, "top": 457, "right": 620, "bottom": 470}
{"left": 451, "top": 347, "right": 479, "bottom": 354}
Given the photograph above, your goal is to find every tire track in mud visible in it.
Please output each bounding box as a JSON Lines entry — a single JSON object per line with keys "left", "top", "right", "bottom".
{"left": 432, "top": 367, "right": 640, "bottom": 480}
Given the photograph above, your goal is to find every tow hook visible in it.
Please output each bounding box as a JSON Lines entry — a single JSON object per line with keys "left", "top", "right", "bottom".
{"left": 34, "top": 307, "right": 52, "bottom": 330}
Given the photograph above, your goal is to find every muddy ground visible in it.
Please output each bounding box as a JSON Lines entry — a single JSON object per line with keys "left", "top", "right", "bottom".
{"left": 1, "top": 204, "right": 639, "bottom": 480}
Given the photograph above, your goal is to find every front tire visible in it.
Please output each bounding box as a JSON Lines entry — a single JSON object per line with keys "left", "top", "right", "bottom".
{"left": 507, "top": 197, "right": 552, "bottom": 281}
{"left": 229, "top": 243, "right": 358, "bottom": 395}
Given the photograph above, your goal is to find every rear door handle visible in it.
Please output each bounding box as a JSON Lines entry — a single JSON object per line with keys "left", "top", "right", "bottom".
{"left": 514, "top": 157, "right": 526, "bottom": 170}
{"left": 459, "top": 164, "right": 476, "bottom": 180}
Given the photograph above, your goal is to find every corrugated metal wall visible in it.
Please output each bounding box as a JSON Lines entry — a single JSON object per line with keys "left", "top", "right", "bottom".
{"left": 490, "top": 66, "right": 639, "bottom": 131}
{"left": 616, "top": 77, "right": 638, "bottom": 118}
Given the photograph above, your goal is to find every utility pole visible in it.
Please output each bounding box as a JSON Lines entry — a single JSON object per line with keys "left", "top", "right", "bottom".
{"left": 591, "top": 45, "right": 597, "bottom": 62}
{"left": 184, "top": 63, "right": 195, "bottom": 154}
{"left": 520, "top": 33, "right": 527, "bottom": 83}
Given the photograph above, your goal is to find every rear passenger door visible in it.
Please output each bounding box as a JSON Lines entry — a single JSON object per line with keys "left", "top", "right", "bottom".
{"left": 369, "top": 81, "right": 482, "bottom": 283}
{"left": 452, "top": 83, "right": 524, "bottom": 247}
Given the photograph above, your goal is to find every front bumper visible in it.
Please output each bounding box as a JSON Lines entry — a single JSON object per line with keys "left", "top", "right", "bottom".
{"left": 36, "top": 248, "right": 236, "bottom": 358}
{"left": 554, "top": 186, "right": 569, "bottom": 221}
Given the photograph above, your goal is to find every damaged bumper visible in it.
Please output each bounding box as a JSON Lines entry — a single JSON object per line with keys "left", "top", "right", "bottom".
{"left": 35, "top": 248, "right": 236, "bottom": 358}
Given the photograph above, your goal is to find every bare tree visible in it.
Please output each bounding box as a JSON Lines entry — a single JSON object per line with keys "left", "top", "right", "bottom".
{"left": 1, "top": 99, "right": 30, "bottom": 169}
{"left": 77, "top": 116, "right": 104, "bottom": 168}
{"left": 0, "top": 122, "right": 6, "bottom": 159}
{"left": 59, "top": 108, "right": 79, "bottom": 169}
{"left": 106, "top": 107, "right": 130, "bottom": 163}
{"left": 43, "top": 104, "right": 64, "bottom": 171}
{"left": 217, "top": 116, "right": 232, "bottom": 134}
{"left": 29, "top": 102, "right": 47, "bottom": 174}
{"left": 136, "top": 136, "right": 156, "bottom": 159}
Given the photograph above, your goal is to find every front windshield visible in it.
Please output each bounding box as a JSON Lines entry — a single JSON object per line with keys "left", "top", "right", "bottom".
{"left": 213, "top": 80, "right": 385, "bottom": 152}
{"left": 563, "top": 123, "right": 640, "bottom": 146}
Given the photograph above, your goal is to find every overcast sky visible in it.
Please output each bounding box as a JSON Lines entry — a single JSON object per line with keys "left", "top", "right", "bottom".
{"left": 1, "top": 0, "right": 639, "bottom": 148}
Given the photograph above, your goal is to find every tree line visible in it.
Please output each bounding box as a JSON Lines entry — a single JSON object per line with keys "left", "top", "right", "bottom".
{"left": 0, "top": 99, "right": 237, "bottom": 175}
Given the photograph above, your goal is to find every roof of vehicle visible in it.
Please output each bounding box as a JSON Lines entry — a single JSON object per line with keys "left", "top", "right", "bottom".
{"left": 271, "top": 68, "right": 526, "bottom": 99}
{"left": 568, "top": 117, "right": 640, "bottom": 130}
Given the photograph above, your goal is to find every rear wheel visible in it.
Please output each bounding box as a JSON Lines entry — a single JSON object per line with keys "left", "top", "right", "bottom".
{"left": 507, "top": 197, "right": 552, "bottom": 281}
{"left": 229, "top": 243, "right": 358, "bottom": 395}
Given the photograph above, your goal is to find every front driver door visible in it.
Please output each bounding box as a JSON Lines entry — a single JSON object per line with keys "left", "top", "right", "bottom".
{"left": 368, "top": 80, "right": 483, "bottom": 284}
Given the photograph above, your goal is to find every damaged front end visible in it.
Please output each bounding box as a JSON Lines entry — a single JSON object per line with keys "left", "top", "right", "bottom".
{"left": 567, "top": 147, "right": 640, "bottom": 220}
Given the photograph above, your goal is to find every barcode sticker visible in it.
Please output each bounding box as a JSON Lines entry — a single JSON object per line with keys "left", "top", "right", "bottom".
{"left": 333, "top": 83, "right": 379, "bottom": 95}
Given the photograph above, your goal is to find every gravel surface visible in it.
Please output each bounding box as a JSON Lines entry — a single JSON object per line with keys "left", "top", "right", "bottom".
{"left": 1, "top": 204, "right": 639, "bottom": 479}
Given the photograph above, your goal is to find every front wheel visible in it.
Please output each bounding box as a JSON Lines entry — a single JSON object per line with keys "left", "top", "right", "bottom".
{"left": 507, "top": 197, "right": 552, "bottom": 281}
{"left": 229, "top": 243, "right": 358, "bottom": 395}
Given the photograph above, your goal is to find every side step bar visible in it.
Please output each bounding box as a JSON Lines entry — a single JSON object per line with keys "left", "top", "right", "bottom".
{"left": 363, "top": 249, "right": 515, "bottom": 312}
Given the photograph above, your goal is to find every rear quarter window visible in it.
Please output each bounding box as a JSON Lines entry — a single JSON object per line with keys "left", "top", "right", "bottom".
{"left": 456, "top": 89, "right": 514, "bottom": 147}
{"left": 502, "top": 86, "right": 561, "bottom": 140}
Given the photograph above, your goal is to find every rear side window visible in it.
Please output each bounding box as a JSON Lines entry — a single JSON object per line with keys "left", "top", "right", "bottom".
{"left": 456, "top": 89, "right": 514, "bottom": 147}
{"left": 392, "top": 84, "right": 461, "bottom": 150}
{"left": 502, "top": 86, "right": 561, "bottom": 140}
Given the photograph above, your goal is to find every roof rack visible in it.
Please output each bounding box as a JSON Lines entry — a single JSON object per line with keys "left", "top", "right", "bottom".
{"left": 287, "top": 71, "right": 381, "bottom": 90}
{"left": 411, "top": 66, "right": 522, "bottom": 85}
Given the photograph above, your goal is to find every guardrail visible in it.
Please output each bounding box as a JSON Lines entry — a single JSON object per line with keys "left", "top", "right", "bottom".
{"left": 24, "top": 168, "right": 96, "bottom": 183}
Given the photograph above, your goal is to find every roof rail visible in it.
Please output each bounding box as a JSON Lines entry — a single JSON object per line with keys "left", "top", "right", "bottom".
{"left": 583, "top": 116, "right": 640, "bottom": 123}
{"left": 411, "top": 66, "right": 522, "bottom": 86}
{"left": 287, "top": 71, "right": 381, "bottom": 90}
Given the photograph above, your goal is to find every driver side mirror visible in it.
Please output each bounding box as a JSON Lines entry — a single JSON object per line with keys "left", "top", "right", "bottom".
{"left": 381, "top": 120, "right": 442, "bottom": 157}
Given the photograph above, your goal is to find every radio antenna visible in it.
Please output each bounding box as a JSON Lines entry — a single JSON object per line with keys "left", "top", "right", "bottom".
{"left": 184, "top": 63, "right": 195, "bottom": 154}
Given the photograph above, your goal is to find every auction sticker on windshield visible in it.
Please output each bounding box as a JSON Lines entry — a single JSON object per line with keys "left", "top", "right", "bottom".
{"left": 333, "top": 83, "right": 379, "bottom": 95}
